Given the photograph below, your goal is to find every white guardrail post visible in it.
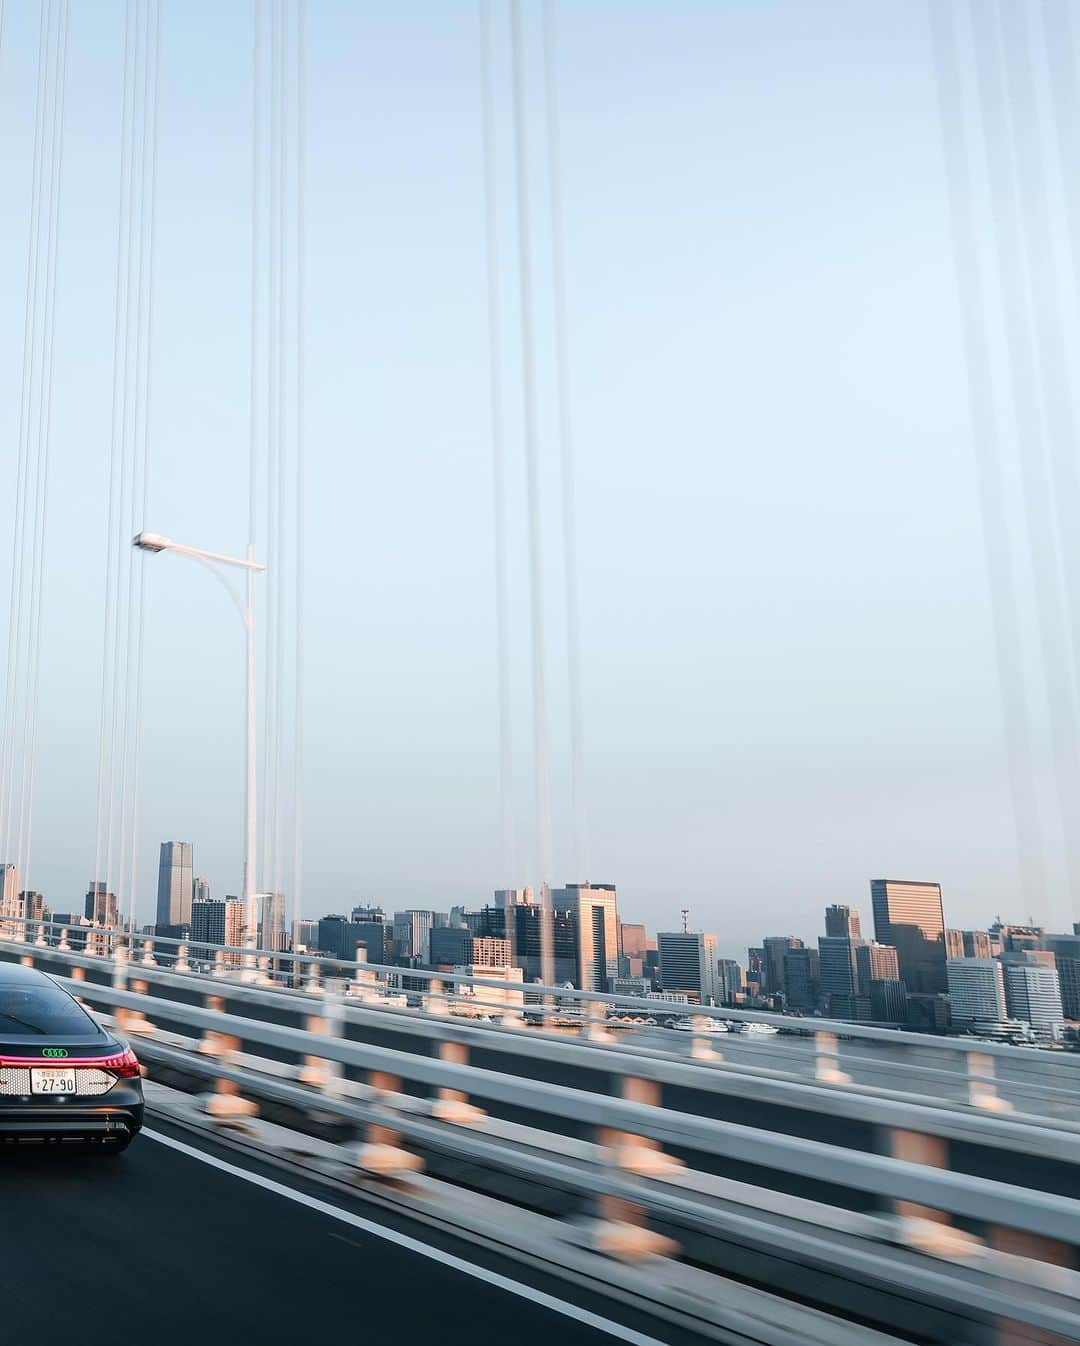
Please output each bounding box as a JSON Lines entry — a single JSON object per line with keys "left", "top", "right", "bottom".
{"left": 594, "top": 1073, "right": 681, "bottom": 1260}
{"left": 200, "top": 993, "right": 258, "bottom": 1124}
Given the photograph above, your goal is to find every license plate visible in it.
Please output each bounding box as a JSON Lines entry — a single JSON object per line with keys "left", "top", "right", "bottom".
{"left": 30, "top": 1069, "right": 76, "bottom": 1095}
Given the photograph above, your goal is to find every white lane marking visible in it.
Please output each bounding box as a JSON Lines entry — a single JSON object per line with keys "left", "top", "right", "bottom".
{"left": 143, "top": 1129, "right": 670, "bottom": 1346}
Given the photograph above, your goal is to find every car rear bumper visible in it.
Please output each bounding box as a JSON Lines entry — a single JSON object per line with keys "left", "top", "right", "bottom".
{"left": 0, "top": 1083, "right": 143, "bottom": 1145}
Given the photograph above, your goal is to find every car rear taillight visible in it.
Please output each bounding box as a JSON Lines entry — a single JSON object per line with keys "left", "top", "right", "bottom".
{"left": 97, "top": 1047, "right": 141, "bottom": 1078}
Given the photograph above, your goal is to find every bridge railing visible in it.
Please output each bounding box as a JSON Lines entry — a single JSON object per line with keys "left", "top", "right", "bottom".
{"left": 1, "top": 931, "right": 1079, "bottom": 1341}
{"left": 9, "top": 916, "right": 1080, "bottom": 1122}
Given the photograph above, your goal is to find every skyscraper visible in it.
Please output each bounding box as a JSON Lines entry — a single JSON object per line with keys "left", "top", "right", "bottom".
{"left": 0, "top": 865, "right": 18, "bottom": 927}
{"left": 493, "top": 888, "right": 533, "bottom": 908}
{"left": 818, "top": 936, "right": 865, "bottom": 1016}
{"left": 84, "top": 881, "right": 118, "bottom": 928}
{"left": 554, "top": 883, "right": 620, "bottom": 992}
{"left": 944, "top": 929, "right": 965, "bottom": 959}
{"left": 1003, "top": 960, "right": 1064, "bottom": 1041}
{"left": 191, "top": 898, "right": 226, "bottom": 960}
{"left": 194, "top": 877, "right": 211, "bottom": 904}
{"left": 1043, "top": 934, "right": 1080, "bottom": 1018}
{"left": 224, "top": 896, "right": 245, "bottom": 965}
{"left": 257, "top": 892, "right": 287, "bottom": 951}
{"left": 946, "top": 958, "right": 1006, "bottom": 1024}
{"left": 963, "top": 930, "right": 993, "bottom": 959}
{"left": 657, "top": 931, "right": 718, "bottom": 1004}
{"left": 393, "top": 910, "right": 435, "bottom": 964}
{"left": 716, "top": 958, "right": 745, "bottom": 1005}
{"left": 469, "top": 903, "right": 579, "bottom": 985}
{"left": 824, "top": 905, "right": 861, "bottom": 939}
{"left": 783, "top": 947, "right": 820, "bottom": 1011}
{"left": 156, "top": 842, "right": 194, "bottom": 930}
{"left": 855, "top": 941, "right": 900, "bottom": 987}
{"left": 870, "top": 879, "right": 946, "bottom": 994}
{"left": 762, "top": 937, "right": 803, "bottom": 996}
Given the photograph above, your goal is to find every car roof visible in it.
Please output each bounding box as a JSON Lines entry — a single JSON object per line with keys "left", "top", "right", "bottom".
{"left": 0, "top": 962, "right": 55, "bottom": 987}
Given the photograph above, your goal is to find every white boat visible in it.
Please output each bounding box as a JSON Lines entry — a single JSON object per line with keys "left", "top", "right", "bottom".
{"left": 737, "top": 1022, "right": 779, "bottom": 1036}
{"left": 669, "top": 1016, "right": 729, "bottom": 1033}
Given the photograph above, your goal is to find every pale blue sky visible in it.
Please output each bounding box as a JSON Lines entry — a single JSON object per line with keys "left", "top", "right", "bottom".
{"left": 0, "top": 0, "right": 1072, "bottom": 956}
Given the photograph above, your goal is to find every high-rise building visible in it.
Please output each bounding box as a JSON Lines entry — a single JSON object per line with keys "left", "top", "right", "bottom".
{"left": 963, "top": 930, "right": 993, "bottom": 959}
{"left": 293, "top": 919, "right": 319, "bottom": 951}
{"left": 351, "top": 905, "right": 387, "bottom": 923}
{"left": 818, "top": 936, "right": 865, "bottom": 1017}
{"left": 191, "top": 898, "right": 226, "bottom": 960}
{"left": 156, "top": 842, "right": 193, "bottom": 930}
{"left": 493, "top": 888, "right": 533, "bottom": 908}
{"left": 824, "top": 905, "right": 861, "bottom": 939}
{"left": 946, "top": 958, "right": 1007, "bottom": 1023}
{"left": 1043, "top": 934, "right": 1080, "bottom": 1018}
{"left": 716, "top": 958, "right": 744, "bottom": 1005}
{"left": 430, "top": 926, "right": 472, "bottom": 967}
{"left": 619, "top": 922, "right": 655, "bottom": 978}
{"left": 468, "top": 904, "right": 579, "bottom": 985}
{"left": 944, "top": 929, "right": 964, "bottom": 959}
{"left": 762, "top": 937, "right": 803, "bottom": 996}
{"left": 554, "top": 883, "right": 619, "bottom": 992}
{"left": 393, "top": 910, "right": 435, "bottom": 964}
{"left": 194, "top": 876, "right": 211, "bottom": 904}
{"left": 993, "top": 923, "right": 1044, "bottom": 954}
{"left": 1003, "top": 959, "right": 1064, "bottom": 1041}
{"left": 855, "top": 941, "right": 899, "bottom": 987}
{"left": 746, "top": 947, "right": 766, "bottom": 989}
{"left": 0, "top": 865, "right": 19, "bottom": 928}
{"left": 782, "top": 947, "right": 820, "bottom": 1011}
{"left": 257, "top": 892, "right": 287, "bottom": 951}
{"left": 16, "top": 891, "right": 45, "bottom": 924}
{"left": 472, "top": 936, "right": 512, "bottom": 967}
{"left": 224, "top": 896, "right": 245, "bottom": 960}
{"left": 869, "top": 979, "right": 907, "bottom": 1021}
{"left": 870, "top": 879, "right": 946, "bottom": 994}
{"left": 657, "top": 931, "right": 719, "bottom": 1004}
{"left": 84, "top": 882, "right": 118, "bottom": 928}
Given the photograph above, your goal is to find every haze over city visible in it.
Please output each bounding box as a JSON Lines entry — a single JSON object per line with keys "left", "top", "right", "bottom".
{"left": 1, "top": 0, "right": 1075, "bottom": 955}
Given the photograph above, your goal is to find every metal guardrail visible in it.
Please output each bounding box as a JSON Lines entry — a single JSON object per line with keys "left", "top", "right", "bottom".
{"left": 2, "top": 933, "right": 1079, "bottom": 1342}
{"left": 7, "top": 919, "right": 1080, "bottom": 1134}
{"left": 16, "top": 915, "right": 1080, "bottom": 1065}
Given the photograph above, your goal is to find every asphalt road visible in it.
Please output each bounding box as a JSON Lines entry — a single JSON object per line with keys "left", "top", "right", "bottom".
{"left": 0, "top": 1125, "right": 685, "bottom": 1346}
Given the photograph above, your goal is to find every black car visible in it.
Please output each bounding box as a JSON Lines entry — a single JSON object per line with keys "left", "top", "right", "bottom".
{"left": 0, "top": 962, "right": 143, "bottom": 1152}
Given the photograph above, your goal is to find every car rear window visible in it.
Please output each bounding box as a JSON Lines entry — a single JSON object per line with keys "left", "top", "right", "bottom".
{"left": 0, "top": 986, "right": 99, "bottom": 1036}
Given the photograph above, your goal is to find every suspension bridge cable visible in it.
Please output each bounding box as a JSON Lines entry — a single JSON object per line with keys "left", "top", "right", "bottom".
{"left": 509, "top": 0, "right": 554, "bottom": 982}
{"left": 260, "top": 0, "right": 279, "bottom": 902}
{"left": 11, "top": 0, "right": 65, "bottom": 882}
{"left": 997, "top": 0, "right": 1080, "bottom": 926}
{"left": 14, "top": 0, "right": 63, "bottom": 881}
{"left": 247, "top": 0, "right": 264, "bottom": 919}
{"left": 106, "top": 0, "right": 146, "bottom": 909}
{"left": 272, "top": 0, "right": 289, "bottom": 908}
{"left": 125, "top": 0, "right": 162, "bottom": 933}
{"left": 116, "top": 0, "right": 156, "bottom": 926}
{"left": 94, "top": 0, "right": 136, "bottom": 903}
{"left": 542, "top": 0, "right": 587, "bottom": 884}
{"left": 479, "top": 0, "right": 516, "bottom": 890}
{"left": 1, "top": 0, "right": 51, "bottom": 866}
{"left": 22, "top": 0, "right": 71, "bottom": 897}
{"left": 970, "top": 0, "right": 1080, "bottom": 917}
{"left": 292, "top": 0, "right": 306, "bottom": 936}
{"left": 926, "top": 0, "right": 1048, "bottom": 915}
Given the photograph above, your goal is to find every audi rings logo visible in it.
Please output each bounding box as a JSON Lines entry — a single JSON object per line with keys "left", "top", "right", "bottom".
{"left": 41, "top": 1047, "right": 68, "bottom": 1058}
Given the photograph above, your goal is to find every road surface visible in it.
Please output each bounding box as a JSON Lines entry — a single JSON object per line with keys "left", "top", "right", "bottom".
{"left": 0, "top": 1124, "right": 696, "bottom": 1346}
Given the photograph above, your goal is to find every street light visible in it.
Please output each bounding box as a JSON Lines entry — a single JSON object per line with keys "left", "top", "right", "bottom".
{"left": 133, "top": 531, "right": 265, "bottom": 975}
